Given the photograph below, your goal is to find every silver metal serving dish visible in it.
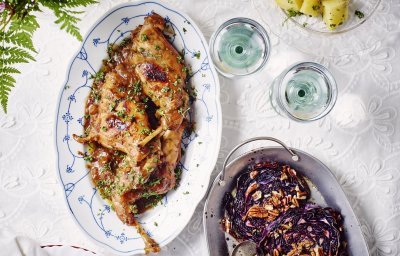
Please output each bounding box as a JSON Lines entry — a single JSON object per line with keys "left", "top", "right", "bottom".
{"left": 204, "top": 137, "right": 369, "bottom": 256}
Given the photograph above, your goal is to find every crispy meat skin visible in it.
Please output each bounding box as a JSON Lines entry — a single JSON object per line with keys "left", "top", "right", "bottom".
{"left": 73, "top": 13, "right": 190, "bottom": 253}
{"left": 133, "top": 14, "right": 189, "bottom": 131}
{"left": 75, "top": 71, "right": 155, "bottom": 163}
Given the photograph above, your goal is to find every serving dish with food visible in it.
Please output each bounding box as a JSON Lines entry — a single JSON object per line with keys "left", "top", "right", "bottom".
{"left": 55, "top": 1, "right": 221, "bottom": 255}
{"left": 252, "top": 0, "right": 382, "bottom": 56}
{"left": 204, "top": 137, "right": 369, "bottom": 255}
{"left": 273, "top": 0, "right": 380, "bottom": 32}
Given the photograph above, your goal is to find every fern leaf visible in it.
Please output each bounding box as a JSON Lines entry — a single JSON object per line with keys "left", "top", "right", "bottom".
{"left": 1, "top": 56, "right": 30, "bottom": 65}
{"left": 0, "top": 66, "right": 21, "bottom": 74}
{"left": 53, "top": 10, "right": 83, "bottom": 41}
{"left": 55, "top": 0, "right": 98, "bottom": 8}
{"left": 2, "top": 74, "right": 16, "bottom": 84}
{"left": 0, "top": 46, "right": 35, "bottom": 62}
{"left": 0, "top": 75, "right": 15, "bottom": 112}
{"left": 9, "top": 14, "right": 40, "bottom": 35}
{"left": 0, "top": 1, "right": 98, "bottom": 113}
{"left": 3, "top": 31, "right": 36, "bottom": 52}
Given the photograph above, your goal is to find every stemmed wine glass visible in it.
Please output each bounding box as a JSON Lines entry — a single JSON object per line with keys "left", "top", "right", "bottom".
{"left": 269, "top": 62, "right": 337, "bottom": 122}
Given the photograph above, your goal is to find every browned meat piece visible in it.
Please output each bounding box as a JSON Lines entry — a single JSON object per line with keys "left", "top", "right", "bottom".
{"left": 132, "top": 13, "right": 190, "bottom": 131}
{"left": 74, "top": 71, "right": 157, "bottom": 164}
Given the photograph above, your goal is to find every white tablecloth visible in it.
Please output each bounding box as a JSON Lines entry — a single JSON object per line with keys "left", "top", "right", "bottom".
{"left": 1, "top": 0, "right": 400, "bottom": 255}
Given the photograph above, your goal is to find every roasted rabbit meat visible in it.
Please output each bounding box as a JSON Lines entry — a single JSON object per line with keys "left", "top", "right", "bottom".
{"left": 74, "top": 13, "right": 190, "bottom": 254}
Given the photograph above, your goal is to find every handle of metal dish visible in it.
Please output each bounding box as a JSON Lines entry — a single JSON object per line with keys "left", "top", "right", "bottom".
{"left": 219, "top": 137, "right": 299, "bottom": 186}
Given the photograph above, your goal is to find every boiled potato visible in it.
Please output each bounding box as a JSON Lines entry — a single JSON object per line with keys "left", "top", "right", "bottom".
{"left": 300, "top": 0, "right": 322, "bottom": 17}
{"left": 322, "top": 0, "right": 349, "bottom": 30}
{"left": 275, "top": 0, "right": 304, "bottom": 12}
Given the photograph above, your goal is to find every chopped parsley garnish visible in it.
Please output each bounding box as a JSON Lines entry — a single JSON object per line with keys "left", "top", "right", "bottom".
{"left": 138, "top": 175, "right": 145, "bottom": 185}
{"left": 282, "top": 9, "right": 302, "bottom": 26}
{"left": 189, "top": 86, "right": 198, "bottom": 99}
{"left": 178, "top": 107, "right": 190, "bottom": 117}
{"left": 101, "top": 126, "right": 108, "bottom": 132}
{"left": 183, "top": 191, "right": 189, "bottom": 195}
{"left": 108, "top": 102, "right": 116, "bottom": 111}
{"left": 115, "top": 182, "right": 129, "bottom": 195}
{"left": 174, "top": 166, "right": 183, "bottom": 189}
{"left": 161, "top": 86, "right": 170, "bottom": 93}
{"left": 177, "top": 55, "right": 183, "bottom": 63}
{"left": 194, "top": 51, "right": 201, "bottom": 59}
{"left": 96, "top": 179, "right": 113, "bottom": 198}
{"left": 312, "top": 5, "right": 320, "bottom": 11}
{"left": 355, "top": 10, "right": 364, "bottom": 19}
{"left": 287, "top": 9, "right": 301, "bottom": 17}
{"left": 90, "top": 70, "right": 105, "bottom": 83}
{"left": 100, "top": 162, "right": 111, "bottom": 173}
{"left": 145, "top": 194, "right": 164, "bottom": 208}
{"left": 91, "top": 90, "right": 101, "bottom": 102}
{"left": 129, "top": 204, "right": 138, "bottom": 214}
{"left": 173, "top": 78, "right": 182, "bottom": 87}
{"left": 83, "top": 154, "right": 93, "bottom": 162}
{"left": 141, "top": 34, "right": 148, "bottom": 41}
{"left": 107, "top": 44, "right": 114, "bottom": 57}
{"left": 148, "top": 178, "right": 162, "bottom": 186}
{"left": 155, "top": 45, "right": 161, "bottom": 50}
{"left": 116, "top": 109, "right": 126, "bottom": 118}
{"left": 140, "top": 128, "right": 151, "bottom": 135}
{"left": 141, "top": 191, "right": 159, "bottom": 199}
{"left": 129, "top": 80, "right": 141, "bottom": 95}
{"left": 120, "top": 38, "right": 131, "bottom": 48}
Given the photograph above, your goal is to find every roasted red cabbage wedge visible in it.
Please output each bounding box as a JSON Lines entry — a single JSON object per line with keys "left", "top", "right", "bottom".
{"left": 223, "top": 162, "right": 310, "bottom": 243}
{"left": 259, "top": 203, "right": 348, "bottom": 256}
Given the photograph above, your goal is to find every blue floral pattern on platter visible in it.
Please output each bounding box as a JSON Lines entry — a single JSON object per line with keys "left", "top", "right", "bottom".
{"left": 55, "top": 2, "right": 221, "bottom": 255}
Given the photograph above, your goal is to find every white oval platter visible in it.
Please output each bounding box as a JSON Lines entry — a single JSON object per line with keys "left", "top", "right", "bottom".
{"left": 55, "top": 1, "right": 221, "bottom": 255}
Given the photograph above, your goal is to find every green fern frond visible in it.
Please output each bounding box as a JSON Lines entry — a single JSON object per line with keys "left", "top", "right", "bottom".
{"left": 57, "top": 0, "right": 98, "bottom": 8}
{"left": 3, "top": 31, "right": 36, "bottom": 52}
{"left": 0, "top": 66, "right": 21, "bottom": 74}
{"left": 0, "top": 74, "right": 15, "bottom": 112}
{"left": 53, "top": 10, "right": 83, "bottom": 41}
{"left": 1, "top": 55, "right": 32, "bottom": 65}
{"left": 0, "top": 1, "right": 98, "bottom": 113}
{"left": 2, "top": 74, "right": 16, "bottom": 84}
{"left": 1, "top": 46, "right": 35, "bottom": 62}
{"left": 9, "top": 14, "right": 40, "bottom": 35}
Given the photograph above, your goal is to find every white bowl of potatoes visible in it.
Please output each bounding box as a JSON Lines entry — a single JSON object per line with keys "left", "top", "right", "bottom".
{"left": 252, "top": 0, "right": 382, "bottom": 56}
{"left": 274, "top": 0, "right": 381, "bottom": 33}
